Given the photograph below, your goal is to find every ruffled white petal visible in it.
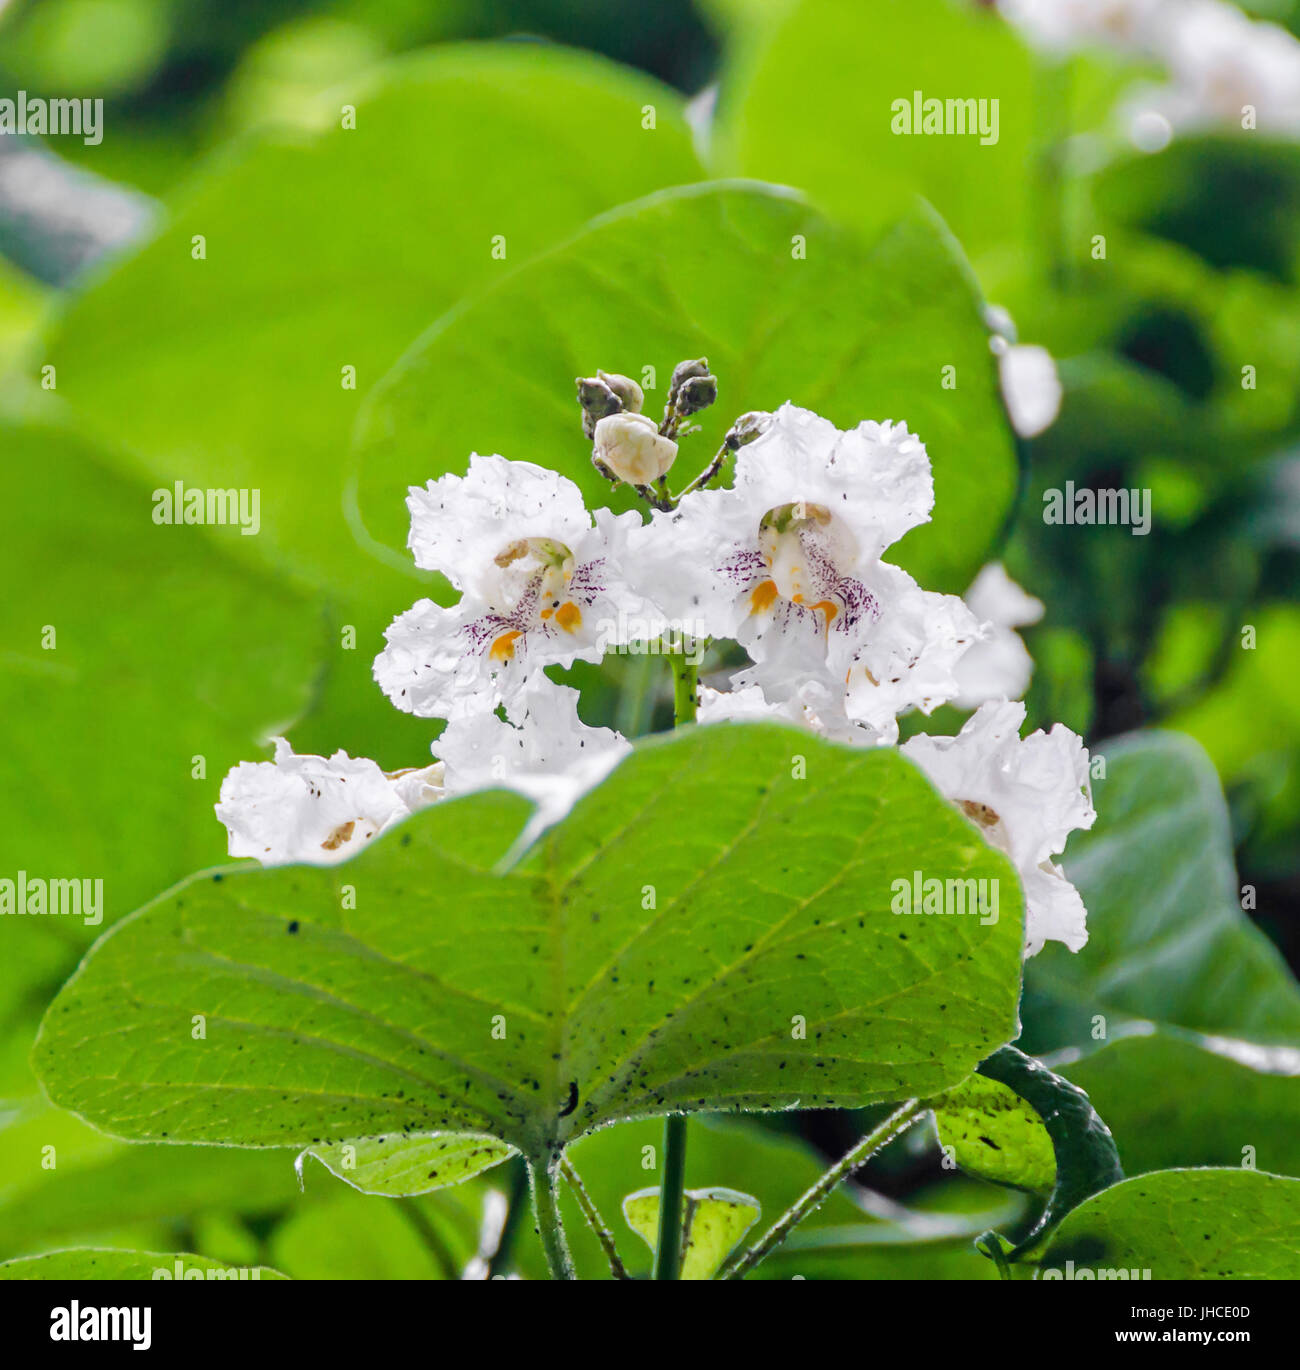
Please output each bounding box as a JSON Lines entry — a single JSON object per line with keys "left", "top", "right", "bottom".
{"left": 901, "top": 700, "right": 1095, "bottom": 955}
{"left": 407, "top": 455, "right": 592, "bottom": 595}
{"left": 216, "top": 739, "right": 443, "bottom": 867}
{"left": 435, "top": 679, "right": 630, "bottom": 831}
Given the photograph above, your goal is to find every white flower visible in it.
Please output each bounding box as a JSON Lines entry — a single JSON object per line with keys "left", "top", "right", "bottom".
{"left": 375, "top": 455, "right": 656, "bottom": 718}
{"left": 902, "top": 700, "right": 1096, "bottom": 956}
{"left": 997, "top": 343, "right": 1062, "bottom": 439}
{"left": 998, "top": 0, "right": 1168, "bottom": 57}
{"left": 216, "top": 739, "right": 443, "bottom": 867}
{"left": 628, "top": 403, "right": 977, "bottom": 728}
{"left": 434, "top": 678, "right": 630, "bottom": 833}
{"left": 593, "top": 411, "right": 678, "bottom": 485}
{"left": 953, "top": 563, "right": 1044, "bottom": 709}
{"left": 1141, "top": 1, "right": 1300, "bottom": 135}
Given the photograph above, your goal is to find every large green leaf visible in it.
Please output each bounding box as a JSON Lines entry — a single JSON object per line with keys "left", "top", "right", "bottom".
{"left": 34, "top": 724, "right": 1024, "bottom": 1167}
{"left": 1060, "top": 1030, "right": 1300, "bottom": 1179}
{"left": 354, "top": 183, "right": 1017, "bottom": 595}
{"left": 0, "top": 421, "right": 321, "bottom": 1023}
{"left": 1022, "top": 732, "right": 1300, "bottom": 1051}
{"left": 0, "top": 1249, "right": 286, "bottom": 1280}
{"left": 1038, "top": 1170, "right": 1300, "bottom": 1280}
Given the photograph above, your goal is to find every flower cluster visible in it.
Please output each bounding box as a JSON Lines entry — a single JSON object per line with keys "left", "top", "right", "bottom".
{"left": 1000, "top": 0, "right": 1300, "bottom": 143}
{"left": 216, "top": 358, "right": 1095, "bottom": 956}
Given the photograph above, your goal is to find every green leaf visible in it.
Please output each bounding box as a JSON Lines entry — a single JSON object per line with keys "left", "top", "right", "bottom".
{"left": 0, "top": 421, "right": 320, "bottom": 1019}
{"left": 35, "top": 724, "right": 1024, "bottom": 1167}
{"left": 931, "top": 1073, "right": 1056, "bottom": 1194}
{"left": 300, "top": 1131, "right": 515, "bottom": 1197}
{"left": 977, "top": 1045, "right": 1121, "bottom": 1260}
{"left": 1060, "top": 1029, "right": 1300, "bottom": 1179}
{"left": 715, "top": 0, "right": 1036, "bottom": 263}
{"left": 38, "top": 46, "right": 703, "bottom": 761}
{"left": 1022, "top": 732, "right": 1300, "bottom": 1052}
{"left": 269, "top": 1188, "right": 477, "bottom": 1280}
{"left": 354, "top": 183, "right": 1017, "bottom": 595}
{"left": 0, "top": 1249, "right": 286, "bottom": 1280}
{"left": 46, "top": 45, "right": 700, "bottom": 600}
{"left": 1038, "top": 1170, "right": 1300, "bottom": 1280}
{"left": 623, "top": 1185, "right": 760, "bottom": 1280}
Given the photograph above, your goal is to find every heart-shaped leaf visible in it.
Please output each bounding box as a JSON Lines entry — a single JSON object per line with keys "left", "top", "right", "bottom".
{"left": 35, "top": 724, "right": 1024, "bottom": 1171}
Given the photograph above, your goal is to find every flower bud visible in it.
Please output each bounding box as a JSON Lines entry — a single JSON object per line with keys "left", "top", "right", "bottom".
{"left": 724, "top": 410, "right": 768, "bottom": 451}
{"left": 593, "top": 411, "right": 678, "bottom": 485}
{"left": 596, "top": 369, "right": 644, "bottom": 414}
{"left": 576, "top": 375, "right": 623, "bottom": 439}
{"left": 668, "top": 357, "right": 710, "bottom": 401}
{"left": 675, "top": 373, "right": 717, "bottom": 417}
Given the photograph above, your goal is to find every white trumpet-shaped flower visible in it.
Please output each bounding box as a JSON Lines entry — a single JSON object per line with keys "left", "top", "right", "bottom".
{"left": 375, "top": 455, "right": 656, "bottom": 719}
{"left": 902, "top": 700, "right": 1096, "bottom": 956}
{"left": 629, "top": 403, "right": 979, "bottom": 734}
{"left": 216, "top": 739, "right": 443, "bottom": 867}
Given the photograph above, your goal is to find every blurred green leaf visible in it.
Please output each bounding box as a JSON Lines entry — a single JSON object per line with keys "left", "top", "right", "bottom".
{"left": 0, "top": 421, "right": 320, "bottom": 1019}
{"left": 716, "top": 0, "right": 1035, "bottom": 265}
{"left": 0, "top": 1248, "right": 286, "bottom": 1279}
{"left": 1061, "top": 1029, "right": 1300, "bottom": 1179}
{"left": 41, "top": 44, "right": 704, "bottom": 761}
{"left": 1023, "top": 731, "right": 1300, "bottom": 1051}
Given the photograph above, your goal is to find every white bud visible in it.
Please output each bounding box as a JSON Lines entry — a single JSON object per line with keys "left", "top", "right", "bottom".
{"left": 593, "top": 412, "right": 678, "bottom": 485}
{"left": 998, "top": 343, "right": 1062, "bottom": 439}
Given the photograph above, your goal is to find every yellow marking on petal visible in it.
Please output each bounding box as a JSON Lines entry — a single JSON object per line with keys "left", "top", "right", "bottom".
{"left": 321, "top": 820, "right": 356, "bottom": 851}
{"left": 555, "top": 601, "right": 583, "bottom": 633}
{"left": 490, "top": 630, "right": 523, "bottom": 661}
{"left": 750, "top": 579, "right": 779, "bottom": 615}
{"left": 811, "top": 599, "right": 838, "bottom": 626}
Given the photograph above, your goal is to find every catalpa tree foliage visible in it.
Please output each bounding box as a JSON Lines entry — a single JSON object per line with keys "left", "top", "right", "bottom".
{"left": 2, "top": 0, "right": 1299, "bottom": 1293}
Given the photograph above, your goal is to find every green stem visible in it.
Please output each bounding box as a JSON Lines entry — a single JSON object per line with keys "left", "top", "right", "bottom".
{"left": 719, "top": 1099, "right": 925, "bottom": 1280}
{"left": 653, "top": 1114, "right": 689, "bottom": 1280}
{"left": 651, "top": 647, "right": 699, "bottom": 1281}
{"left": 561, "top": 1156, "right": 631, "bottom": 1280}
{"left": 530, "top": 1157, "right": 574, "bottom": 1280}
{"left": 670, "top": 649, "right": 699, "bottom": 725}
{"left": 486, "top": 1156, "right": 528, "bottom": 1279}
